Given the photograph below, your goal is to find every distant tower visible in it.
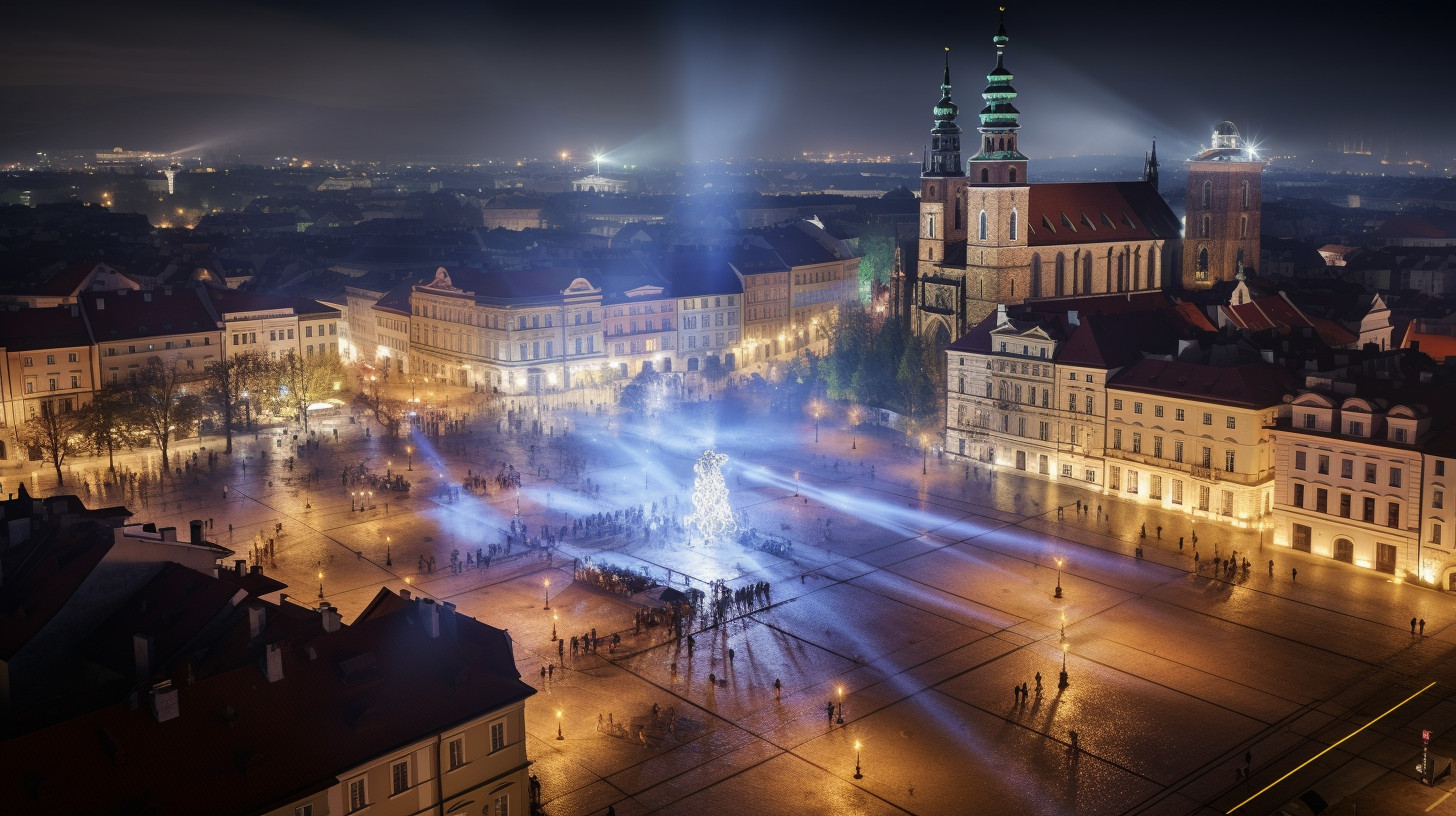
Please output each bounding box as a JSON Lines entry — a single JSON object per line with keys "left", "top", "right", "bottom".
{"left": 163, "top": 163, "right": 180, "bottom": 195}
{"left": 1144, "top": 138, "right": 1159, "bottom": 192}
{"left": 1182, "top": 121, "right": 1263, "bottom": 289}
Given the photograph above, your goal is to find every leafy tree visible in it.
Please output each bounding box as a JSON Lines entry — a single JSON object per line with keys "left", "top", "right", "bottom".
{"left": 22, "top": 401, "right": 82, "bottom": 486}
{"left": 619, "top": 368, "right": 662, "bottom": 414}
{"left": 77, "top": 384, "right": 142, "bottom": 473}
{"left": 203, "top": 350, "right": 273, "bottom": 454}
{"left": 353, "top": 390, "right": 410, "bottom": 439}
{"left": 278, "top": 350, "right": 346, "bottom": 434}
{"left": 129, "top": 359, "right": 203, "bottom": 471}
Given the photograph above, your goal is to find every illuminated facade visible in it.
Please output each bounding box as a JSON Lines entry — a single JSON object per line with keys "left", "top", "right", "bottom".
{"left": 912, "top": 14, "right": 1178, "bottom": 348}
{"left": 1271, "top": 381, "right": 1430, "bottom": 576}
{"left": 1181, "top": 120, "right": 1264, "bottom": 289}
{"left": 603, "top": 284, "right": 676, "bottom": 378}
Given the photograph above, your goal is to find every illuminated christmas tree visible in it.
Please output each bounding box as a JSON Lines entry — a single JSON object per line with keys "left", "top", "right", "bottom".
{"left": 685, "top": 449, "right": 735, "bottom": 542}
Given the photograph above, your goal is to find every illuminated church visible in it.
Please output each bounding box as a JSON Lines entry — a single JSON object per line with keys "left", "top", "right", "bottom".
{"left": 896, "top": 13, "right": 1181, "bottom": 347}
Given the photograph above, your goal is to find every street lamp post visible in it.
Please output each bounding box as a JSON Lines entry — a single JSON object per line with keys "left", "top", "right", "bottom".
{"left": 406, "top": 445, "right": 414, "bottom": 471}
{"left": 1054, "top": 557, "right": 1064, "bottom": 599}
{"left": 350, "top": 491, "right": 357, "bottom": 511}
{"left": 317, "top": 571, "right": 324, "bottom": 599}
{"left": 543, "top": 578, "right": 551, "bottom": 610}
{"left": 921, "top": 433, "right": 929, "bottom": 475}
{"left": 556, "top": 710, "right": 564, "bottom": 740}
{"left": 241, "top": 390, "right": 251, "bottom": 431}
{"left": 1059, "top": 641, "right": 1069, "bottom": 689}
{"left": 551, "top": 612, "right": 558, "bottom": 642}
{"left": 853, "top": 740, "right": 863, "bottom": 779}
{"left": 836, "top": 685, "right": 844, "bottom": 724}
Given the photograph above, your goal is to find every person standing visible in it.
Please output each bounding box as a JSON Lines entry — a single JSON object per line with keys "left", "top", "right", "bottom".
{"left": 1412, "top": 617, "right": 1419, "bottom": 635}
{"left": 1292, "top": 567, "right": 1298, "bottom": 583}
{"left": 1421, "top": 618, "right": 1427, "bottom": 635}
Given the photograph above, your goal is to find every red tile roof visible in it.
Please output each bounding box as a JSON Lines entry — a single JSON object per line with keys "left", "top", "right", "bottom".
{"left": 1026, "top": 181, "right": 1180, "bottom": 247}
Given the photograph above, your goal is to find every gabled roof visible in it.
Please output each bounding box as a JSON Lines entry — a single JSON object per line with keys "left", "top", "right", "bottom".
{"left": 1109, "top": 358, "right": 1295, "bottom": 409}
{"left": 80, "top": 286, "right": 218, "bottom": 341}
{"left": 0, "top": 304, "right": 92, "bottom": 350}
{"left": 1026, "top": 181, "right": 1180, "bottom": 247}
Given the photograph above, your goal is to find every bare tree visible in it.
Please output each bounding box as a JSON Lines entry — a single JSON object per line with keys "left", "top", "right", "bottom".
{"left": 23, "top": 400, "right": 82, "bottom": 486}
{"left": 130, "top": 359, "right": 203, "bottom": 471}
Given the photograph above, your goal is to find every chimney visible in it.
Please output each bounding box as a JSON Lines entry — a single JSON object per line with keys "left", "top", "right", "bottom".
{"left": 159, "top": 526, "right": 177, "bottom": 542}
{"left": 400, "top": 589, "right": 412, "bottom": 601}
{"left": 149, "top": 680, "right": 179, "bottom": 722}
{"left": 249, "top": 564, "right": 262, "bottom": 576}
{"left": 234, "top": 559, "right": 246, "bottom": 577}
{"left": 247, "top": 606, "right": 266, "bottom": 638}
{"left": 133, "top": 633, "right": 153, "bottom": 686}
{"left": 262, "top": 642, "right": 284, "bottom": 683}
{"left": 1067, "top": 309, "right": 1079, "bottom": 327}
{"left": 441, "top": 601, "right": 458, "bottom": 638}
{"left": 320, "top": 602, "right": 342, "bottom": 633}
{"left": 420, "top": 597, "right": 440, "bottom": 638}
{"left": 190, "top": 520, "right": 204, "bottom": 545}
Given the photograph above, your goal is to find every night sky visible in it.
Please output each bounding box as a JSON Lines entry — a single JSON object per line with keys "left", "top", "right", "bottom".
{"left": 1, "top": 0, "right": 1448, "bottom": 164}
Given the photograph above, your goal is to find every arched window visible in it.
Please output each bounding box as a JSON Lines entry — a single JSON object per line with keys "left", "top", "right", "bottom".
{"left": 1055, "top": 253, "right": 1066, "bottom": 295}
{"left": 1030, "top": 254, "right": 1042, "bottom": 297}
{"left": 1239, "top": 215, "right": 1248, "bottom": 238}
{"left": 1241, "top": 180, "right": 1250, "bottom": 210}
{"left": 1009, "top": 168, "right": 1017, "bottom": 182}
{"left": 1082, "top": 253, "right": 1093, "bottom": 293}
{"left": 981, "top": 168, "right": 989, "bottom": 183}
{"left": 929, "top": 185, "right": 936, "bottom": 197}
{"left": 1201, "top": 180, "right": 1212, "bottom": 208}
{"left": 1009, "top": 209, "right": 1018, "bottom": 241}
{"left": 1237, "top": 248, "right": 1245, "bottom": 269}
{"left": 954, "top": 191, "right": 964, "bottom": 230}
{"left": 1116, "top": 254, "right": 1125, "bottom": 291}
{"left": 1197, "top": 247, "right": 1210, "bottom": 280}
{"left": 1200, "top": 216, "right": 1210, "bottom": 238}
{"left": 979, "top": 210, "right": 988, "bottom": 241}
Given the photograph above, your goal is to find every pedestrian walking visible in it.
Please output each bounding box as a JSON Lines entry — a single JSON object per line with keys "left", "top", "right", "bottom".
{"left": 1179, "top": 536, "right": 1184, "bottom": 551}
{"left": 1291, "top": 567, "right": 1297, "bottom": 582}
{"left": 1035, "top": 672, "right": 1042, "bottom": 693}
{"left": 774, "top": 678, "right": 782, "bottom": 699}
{"left": 1421, "top": 618, "right": 1427, "bottom": 635}
{"left": 1412, "top": 617, "right": 1418, "bottom": 635}
{"left": 1021, "top": 682, "right": 1029, "bottom": 702}
{"left": 1156, "top": 525, "right": 1162, "bottom": 539}
{"left": 1014, "top": 684, "right": 1021, "bottom": 704}
{"left": 826, "top": 701, "right": 835, "bottom": 723}
{"left": 1268, "top": 559, "right": 1274, "bottom": 576}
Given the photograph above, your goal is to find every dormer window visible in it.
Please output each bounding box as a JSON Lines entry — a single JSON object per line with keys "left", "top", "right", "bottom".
{"left": 1394, "top": 427, "right": 1408, "bottom": 443}
{"left": 1348, "top": 420, "right": 1364, "bottom": 436}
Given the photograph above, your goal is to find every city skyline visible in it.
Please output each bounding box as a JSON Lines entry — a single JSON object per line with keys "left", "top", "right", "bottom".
{"left": 1, "top": 0, "right": 1450, "bottom": 167}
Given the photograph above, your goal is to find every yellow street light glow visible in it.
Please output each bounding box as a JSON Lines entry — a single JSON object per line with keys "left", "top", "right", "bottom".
{"left": 1226, "top": 681, "right": 1436, "bottom": 813}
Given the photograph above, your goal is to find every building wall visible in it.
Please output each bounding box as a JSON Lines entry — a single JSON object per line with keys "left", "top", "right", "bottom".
{"left": 1183, "top": 161, "right": 1263, "bottom": 289}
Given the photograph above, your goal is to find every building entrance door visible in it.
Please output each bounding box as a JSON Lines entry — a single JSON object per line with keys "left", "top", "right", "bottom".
{"left": 1292, "top": 524, "right": 1312, "bottom": 553}
{"left": 1376, "top": 543, "right": 1398, "bottom": 574}
{"left": 1334, "top": 538, "right": 1354, "bottom": 563}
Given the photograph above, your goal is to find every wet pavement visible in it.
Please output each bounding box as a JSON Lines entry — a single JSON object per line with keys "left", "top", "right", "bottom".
{"left": 23, "top": 390, "right": 1456, "bottom": 815}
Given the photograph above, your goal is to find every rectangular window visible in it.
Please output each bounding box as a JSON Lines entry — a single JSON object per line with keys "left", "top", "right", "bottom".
{"left": 1349, "top": 420, "right": 1364, "bottom": 436}
{"left": 1153, "top": 436, "right": 1163, "bottom": 458}
{"left": 1437, "top": 490, "right": 1445, "bottom": 510}
{"left": 1086, "top": 469, "right": 1097, "bottom": 482}
{"left": 1172, "top": 479, "right": 1183, "bottom": 505}
{"left": 1222, "top": 490, "right": 1234, "bottom": 516}
{"left": 1226, "top": 416, "right": 1236, "bottom": 429}
{"left": 1439, "top": 461, "right": 1447, "bottom": 477}
{"left": 1303, "top": 413, "right": 1316, "bottom": 429}
{"left": 296, "top": 806, "right": 314, "bottom": 816}
{"left": 1390, "top": 468, "right": 1402, "bottom": 488}
{"left": 1225, "top": 450, "right": 1235, "bottom": 471}
{"left": 1341, "top": 459, "right": 1353, "bottom": 479}
{"left": 1388, "top": 502, "right": 1401, "bottom": 528}
{"left": 1113, "top": 399, "right": 1123, "bottom": 411}
{"left": 1395, "top": 427, "right": 1408, "bottom": 443}
{"left": 68, "top": 352, "right": 78, "bottom": 363}
{"left": 392, "top": 760, "right": 409, "bottom": 795}
{"left": 305, "top": 326, "right": 313, "bottom": 338}
{"left": 1317, "top": 455, "right": 1329, "bottom": 475}
{"left": 493, "top": 794, "right": 510, "bottom": 816}
{"left": 1131, "top": 433, "right": 1141, "bottom": 453}
{"left": 1113, "top": 429, "right": 1122, "bottom": 449}
{"left": 46, "top": 354, "right": 55, "bottom": 365}
{"left": 348, "top": 779, "right": 367, "bottom": 813}
{"left": 491, "top": 721, "right": 506, "bottom": 753}
{"left": 1150, "top": 474, "right": 1162, "bottom": 499}
{"left": 1174, "top": 441, "right": 1184, "bottom": 463}
{"left": 1109, "top": 466, "right": 1120, "bottom": 491}
{"left": 1434, "top": 523, "right": 1444, "bottom": 545}
{"left": 1154, "top": 405, "right": 1164, "bottom": 418}
{"left": 1293, "top": 483, "right": 1305, "bottom": 507}
{"left": 1315, "top": 488, "right": 1328, "bottom": 513}
{"left": 1202, "top": 447, "right": 1212, "bottom": 468}
{"left": 1126, "top": 470, "right": 1138, "bottom": 494}
{"left": 1365, "top": 463, "right": 1377, "bottom": 483}
{"left": 1340, "top": 493, "right": 1351, "bottom": 517}
{"left": 449, "top": 738, "right": 465, "bottom": 769}
{"left": 1295, "top": 450, "right": 1306, "bottom": 471}
{"left": 1175, "top": 408, "right": 1186, "bottom": 422}
{"left": 1133, "top": 402, "right": 1143, "bottom": 415}
{"left": 1363, "top": 497, "right": 1376, "bottom": 523}
{"left": 1085, "top": 395, "right": 1093, "bottom": 414}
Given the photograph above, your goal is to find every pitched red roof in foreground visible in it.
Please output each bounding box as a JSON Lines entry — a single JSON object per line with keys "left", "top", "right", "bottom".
{"left": 0, "top": 588, "right": 534, "bottom": 816}
{"left": 1110, "top": 358, "right": 1296, "bottom": 409}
